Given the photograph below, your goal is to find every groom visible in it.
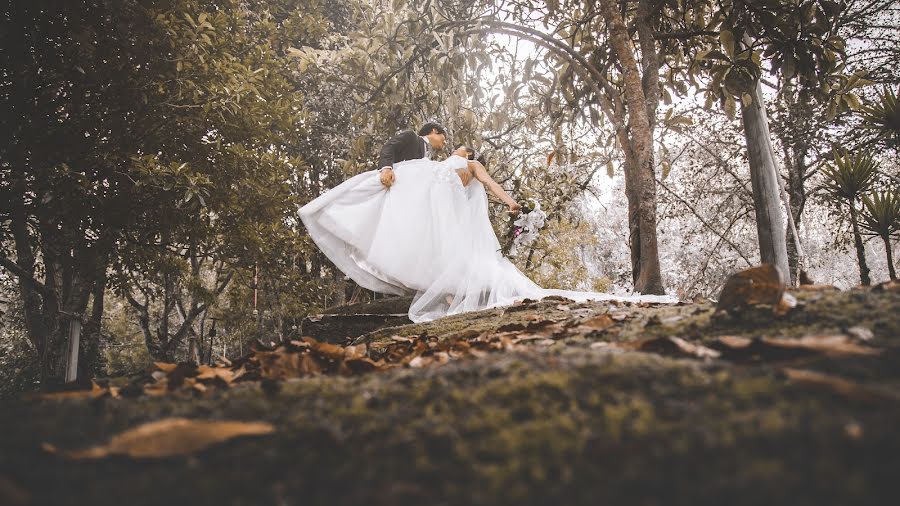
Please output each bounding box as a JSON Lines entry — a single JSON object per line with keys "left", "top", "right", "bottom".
{"left": 378, "top": 121, "right": 447, "bottom": 187}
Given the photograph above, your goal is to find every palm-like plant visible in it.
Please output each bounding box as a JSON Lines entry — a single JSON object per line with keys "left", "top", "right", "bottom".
{"left": 861, "top": 87, "right": 900, "bottom": 149}
{"left": 821, "top": 150, "right": 879, "bottom": 285}
{"left": 860, "top": 189, "right": 900, "bottom": 280}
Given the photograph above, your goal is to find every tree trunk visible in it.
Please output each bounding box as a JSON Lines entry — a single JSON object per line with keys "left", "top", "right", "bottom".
{"left": 784, "top": 151, "right": 806, "bottom": 286}
{"left": 598, "top": 0, "right": 665, "bottom": 294}
{"left": 42, "top": 274, "right": 93, "bottom": 386}
{"left": 848, "top": 204, "right": 871, "bottom": 286}
{"left": 785, "top": 218, "right": 800, "bottom": 284}
{"left": 883, "top": 235, "right": 897, "bottom": 281}
{"left": 777, "top": 83, "right": 811, "bottom": 286}
{"left": 79, "top": 275, "right": 107, "bottom": 380}
{"left": 620, "top": 153, "right": 643, "bottom": 286}
{"left": 781, "top": 137, "right": 807, "bottom": 286}
{"left": 740, "top": 80, "right": 790, "bottom": 282}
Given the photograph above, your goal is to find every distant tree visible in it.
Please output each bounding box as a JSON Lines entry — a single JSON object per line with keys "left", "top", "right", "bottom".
{"left": 859, "top": 189, "right": 900, "bottom": 281}
{"left": 0, "top": 0, "right": 330, "bottom": 383}
{"left": 820, "top": 151, "right": 879, "bottom": 285}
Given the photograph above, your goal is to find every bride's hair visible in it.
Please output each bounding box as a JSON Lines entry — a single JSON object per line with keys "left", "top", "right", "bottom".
{"left": 455, "top": 144, "right": 487, "bottom": 166}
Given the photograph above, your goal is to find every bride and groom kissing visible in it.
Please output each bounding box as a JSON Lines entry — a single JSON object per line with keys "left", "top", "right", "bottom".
{"left": 376, "top": 121, "right": 522, "bottom": 215}
{"left": 298, "top": 120, "right": 676, "bottom": 323}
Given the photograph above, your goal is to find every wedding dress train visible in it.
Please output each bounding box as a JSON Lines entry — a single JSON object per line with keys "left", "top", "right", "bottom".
{"left": 299, "top": 155, "right": 677, "bottom": 323}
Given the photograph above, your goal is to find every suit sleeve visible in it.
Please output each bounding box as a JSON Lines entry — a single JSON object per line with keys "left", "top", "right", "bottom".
{"left": 378, "top": 130, "right": 416, "bottom": 170}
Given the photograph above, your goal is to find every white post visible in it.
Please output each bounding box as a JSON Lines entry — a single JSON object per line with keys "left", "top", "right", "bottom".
{"left": 64, "top": 316, "right": 82, "bottom": 383}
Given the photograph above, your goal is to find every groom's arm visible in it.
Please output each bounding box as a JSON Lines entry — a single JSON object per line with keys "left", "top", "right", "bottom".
{"left": 378, "top": 130, "right": 417, "bottom": 170}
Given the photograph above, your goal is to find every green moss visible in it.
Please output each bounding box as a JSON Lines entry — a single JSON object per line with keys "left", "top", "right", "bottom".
{"left": 1, "top": 288, "right": 899, "bottom": 505}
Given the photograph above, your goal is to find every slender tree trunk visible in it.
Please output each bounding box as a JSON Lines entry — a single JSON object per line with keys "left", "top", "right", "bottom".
{"left": 783, "top": 143, "right": 807, "bottom": 286}
{"left": 740, "top": 80, "right": 790, "bottom": 282}
{"left": 848, "top": 204, "right": 871, "bottom": 285}
{"left": 777, "top": 83, "right": 811, "bottom": 286}
{"left": 598, "top": 0, "right": 665, "bottom": 294}
{"left": 620, "top": 153, "right": 643, "bottom": 285}
{"left": 883, "top": 235, "right": 897, "bottom": 281}
{"left": 79, "top": 275, "right": 107, "bottom": 380}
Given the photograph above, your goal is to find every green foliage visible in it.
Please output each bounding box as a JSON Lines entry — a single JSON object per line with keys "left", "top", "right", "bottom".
{"left": 859, "top": 188, "right": 900, "bottom": 280}
{"left": 820, "top": 151, "right": 879, "bottom": 202}
{"left": 0, "top": 277, "right": 39, "bottom": 398}
{"left": 519, "top": 217, "right": 607, "bottom": 291}
{"left": 860, "top": 189, "right": 900, "bottom": 239}
{"left": 0, "top": 0, "right": 346, "bottom": 372}
{"left": 819, "top": 149, "right": 881, "bottom": 285}
{"left": 103, "top": 0, "right": 338, "bottom": 361}
{"left": 861, "top": 87, "right": 900, "bottom": 149}
{"left": 679, "top": 0, "right": 863, "bottom": 121}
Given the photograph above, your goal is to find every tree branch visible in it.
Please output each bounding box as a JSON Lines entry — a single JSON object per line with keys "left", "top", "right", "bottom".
{"left": 0, "top": 255, "right": 54, "bottom": 300}
{"left": 656, "top": 177, "right": 754, "bottom": 266}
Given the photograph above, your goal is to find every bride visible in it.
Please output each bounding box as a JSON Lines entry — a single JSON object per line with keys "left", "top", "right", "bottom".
{"left": 299, "top": 144, "right": 676, "bottom": 322}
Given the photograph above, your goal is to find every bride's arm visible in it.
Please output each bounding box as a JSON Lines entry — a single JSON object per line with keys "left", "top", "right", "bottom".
{"left": 470, "top": 161, "right": 520, "bottom": 212}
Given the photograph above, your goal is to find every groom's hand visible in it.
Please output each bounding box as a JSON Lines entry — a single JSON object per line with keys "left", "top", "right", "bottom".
{"left": 380, "top": 167, "right": 394, "bottom": 187}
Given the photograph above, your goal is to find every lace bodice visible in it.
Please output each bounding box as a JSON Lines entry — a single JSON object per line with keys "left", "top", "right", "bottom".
{"left": 434, "top": 155, "right": 470, "bottom": 192}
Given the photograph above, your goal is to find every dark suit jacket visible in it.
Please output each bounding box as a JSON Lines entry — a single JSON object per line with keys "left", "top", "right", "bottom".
{"left": 378, "top": 130, "right": 427, "bottom": 169}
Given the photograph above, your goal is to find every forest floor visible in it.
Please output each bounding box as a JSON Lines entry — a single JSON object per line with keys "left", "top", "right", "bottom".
{"left": 1, "top": 279, "right": 899, "bottom": 506}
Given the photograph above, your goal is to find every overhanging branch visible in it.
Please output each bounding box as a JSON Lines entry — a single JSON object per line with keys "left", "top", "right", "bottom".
{"left": 0, "top": 255, "right": 55, "bottom": 300}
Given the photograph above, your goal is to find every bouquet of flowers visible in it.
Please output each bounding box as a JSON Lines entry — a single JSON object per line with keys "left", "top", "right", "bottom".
{"left": 501, "top": 199, "right": 547, "bottom": 258}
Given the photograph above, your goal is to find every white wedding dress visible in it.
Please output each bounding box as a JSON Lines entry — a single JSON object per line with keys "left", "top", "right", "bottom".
{"left": 299, "top": 155, "right": 677, "bottom": 323}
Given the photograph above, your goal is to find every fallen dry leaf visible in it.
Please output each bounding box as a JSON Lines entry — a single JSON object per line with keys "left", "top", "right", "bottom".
{"left": 782, "top": 368, "right": 900, "bottom": 405}
{"left": 342, "top": 344, "right": 368, "bottom": 360}
{"left": 343, "top": 357, "right": 384, "bottom": 373}
{"left": 42, "top": 418, "right": 275, "bottom": 459}
{"left": 717, "top": 335, "right": 752, "bottom": 348}
{"left": 143, "top": 381, "right": 169, "bottom": 397}
{"left": 763, "top": 335, "right": 880, "bottom": 356}
{"left": 305, "top": 338, "right": 346, "bottom": 360}
{"left": 154, "top": 362, "right": 178, "bottom": 373}
{"left": 33, "top": 380, "right": 119, "bottom": 401}
{"left": 196, "top": 365, "right": 239, "bottom": 383}
{"left": 714, "top": 334, "right": 881, "bottom": 362}
{"left": 256, "top": 349, "right": 323, "bottom": 378}
{"left": 512, "top": 334, "right": 552, "bottom": 344}
{"left": 635, "top": 336, "right": 721, "bottom": 359}
{"left": 580, "top": 314, "right": 616, "bottom": 331}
